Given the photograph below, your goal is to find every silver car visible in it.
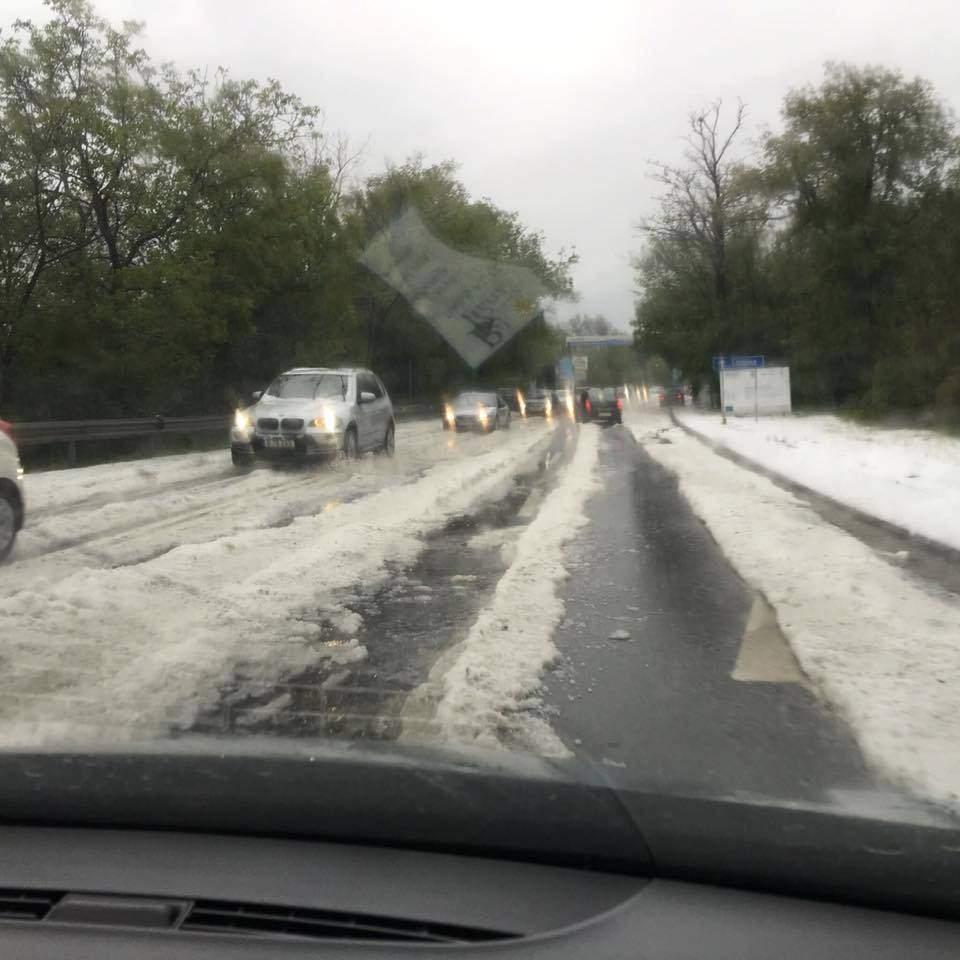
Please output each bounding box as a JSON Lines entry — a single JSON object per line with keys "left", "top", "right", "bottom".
{"left": 0, "top": 419, "right": 25, "bottom": 561}
{"left": 442, "top": 391, "right": 512, "bottom": 432}
{"left": 230, "top": 367, "right": 395, "bottom": 467}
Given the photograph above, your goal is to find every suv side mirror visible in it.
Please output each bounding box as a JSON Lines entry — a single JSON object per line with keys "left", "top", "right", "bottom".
{"left": 251, "top": 391, "right": 262, "bottom": 403}
{"left": 359, "top": 391, "right": 376, "bottom": 404}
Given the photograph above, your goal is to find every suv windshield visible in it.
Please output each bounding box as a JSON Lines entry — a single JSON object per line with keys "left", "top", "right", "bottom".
{"left": 265, "top": 374, "right": 347, "bottom": 400}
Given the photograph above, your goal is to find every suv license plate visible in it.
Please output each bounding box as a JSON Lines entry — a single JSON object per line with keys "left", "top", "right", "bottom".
{"left": 265, "top": 437, "right": 295, "bottom": 449}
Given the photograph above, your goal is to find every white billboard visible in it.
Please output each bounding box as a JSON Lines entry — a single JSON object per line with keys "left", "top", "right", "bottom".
{"left": 722, "top": 366, "right": 791, "bottom": 416}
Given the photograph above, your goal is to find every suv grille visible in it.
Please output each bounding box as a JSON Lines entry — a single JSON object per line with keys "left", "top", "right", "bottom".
{"left": 257, "top": 418, "right": 279, "bottom": 431}
{"left": 281, "top": 418, "right": 304, "bottom": 432}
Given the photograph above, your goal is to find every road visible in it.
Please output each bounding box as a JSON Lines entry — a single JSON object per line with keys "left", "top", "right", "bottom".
{"left": 0, "top": 406, "right": 932, "bottom": 811}
{"left": 540, "top": 420, "right": 874, "bottom": 803}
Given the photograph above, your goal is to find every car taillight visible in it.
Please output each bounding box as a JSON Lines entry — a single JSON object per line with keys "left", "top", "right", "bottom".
{"left": 0, "top": 420, "right": 13, "bottom": 442}
{"left": 585, "top": 399, "right": 591, "bottom": 412}
{"left": 616, "top": 398, "right": 623, "bottom": 411}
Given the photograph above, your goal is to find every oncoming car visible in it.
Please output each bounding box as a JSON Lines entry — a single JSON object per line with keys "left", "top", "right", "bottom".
{"left": 443, "top": 391, "right": 512, "bottom": 432}
{"left": 0, "top": 419, "right": 25, "bottom": 561}
{"left": 231, "top": 368, "right": 394, "bottom": 467}
{"left": 524, "top": 387, "right": 554, "bottom": 418}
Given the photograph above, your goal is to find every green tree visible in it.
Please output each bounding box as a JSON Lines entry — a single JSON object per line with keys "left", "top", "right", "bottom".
{"left": 764, "top": 63, "right": 958, "bottom": 406}
{"left": 346, "top": 157, "right": 577, "bottom": 398}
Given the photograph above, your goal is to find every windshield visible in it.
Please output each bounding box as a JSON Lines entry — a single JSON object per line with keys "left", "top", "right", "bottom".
{"left": 265, "top": 374, "right": 347, "bottom": 400}
{"left": 455, "top": 392, "right": 496, "bottom": 406}
{"left": 3, "top": 0, "right": 960, "bottom": 877}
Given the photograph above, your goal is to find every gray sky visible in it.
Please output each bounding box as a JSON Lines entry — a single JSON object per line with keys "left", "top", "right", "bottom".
{"left": 8, "top": 0, "right": 960, "bottom": 327}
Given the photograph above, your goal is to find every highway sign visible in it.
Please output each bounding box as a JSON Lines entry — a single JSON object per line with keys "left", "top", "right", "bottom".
{"left": 713, "top": 355, "right": 765, "bottom": 370}
{"left": 572, "top": 355, "right": 589, "bottom": 379}
{"left": 556, "top": 356, "right": 574, "bottom": 381}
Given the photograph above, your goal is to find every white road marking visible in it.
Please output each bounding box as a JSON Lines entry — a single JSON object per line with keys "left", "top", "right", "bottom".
{"left": 732, "top": 594, "right": 809, "bottom": 687}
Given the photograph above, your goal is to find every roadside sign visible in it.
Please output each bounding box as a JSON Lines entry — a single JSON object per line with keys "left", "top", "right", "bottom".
{"left": 713, "top": 355, "right": 765, "bottom": 370}
{"left": 556, "top": 356, "right": 574, "bottom": 382}
{"left": 572, "top": 355, "right": 589, "bottom": 379}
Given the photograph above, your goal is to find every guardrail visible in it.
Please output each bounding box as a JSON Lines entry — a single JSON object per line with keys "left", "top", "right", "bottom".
{"left": 11, "top": 403, "right": 438, "bottom": 465}
{"left": 12, "top": 415, "right": 229, "bottom": 465}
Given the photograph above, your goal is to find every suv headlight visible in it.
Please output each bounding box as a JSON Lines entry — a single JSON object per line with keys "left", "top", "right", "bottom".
{"left": 312, "top": 408, "right": 338, "bottom": 432}
{"left": 234, "top": 410, "right": 252, "bottom": 430}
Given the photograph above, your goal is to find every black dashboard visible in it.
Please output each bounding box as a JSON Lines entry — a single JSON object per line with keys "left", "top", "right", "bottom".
{"left": 0, "top": 746, "right": 957, "bottom": 958}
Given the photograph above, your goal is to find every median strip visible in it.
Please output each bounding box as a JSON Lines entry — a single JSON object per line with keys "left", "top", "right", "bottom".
{"left": 411, "top": 425, "right": 601, "bottom": 757}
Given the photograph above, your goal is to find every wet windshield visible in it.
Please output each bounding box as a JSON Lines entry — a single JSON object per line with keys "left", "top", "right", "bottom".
{"left": 454, "top": 392, "right": 497, "bottom": 407}
{"left": 2, "top": 0, "right": 959, "bottom": 869}
{"left": 265, "top": 374, "right": 347, "bottom": 400}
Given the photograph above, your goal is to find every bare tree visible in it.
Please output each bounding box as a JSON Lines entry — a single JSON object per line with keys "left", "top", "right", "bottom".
{"left": 641, "top": 100, "right": 766, "bottom": 312}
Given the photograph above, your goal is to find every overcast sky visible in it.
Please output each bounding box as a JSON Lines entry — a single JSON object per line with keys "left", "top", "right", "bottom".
{"left": 7, "top": 0, "right": 960, "bottom": 328}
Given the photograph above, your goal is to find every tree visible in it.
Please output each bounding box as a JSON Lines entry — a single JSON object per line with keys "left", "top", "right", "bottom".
{"left": 0, "top": 2, "right": 576, "bottom": 419}
{"left": 764, "top": 63, "right": 959, "bottom": 406}
{"left": 0, "top": 0, "right": 342, "bottom": 416}
{"left": 633, "top": 101, "right": 770, "bottom": 382}
{"left": 346, "top": 157, "right": 577, "bottom": 397}
{"left": 563, "top": 313, "right": 617, "bottom": 336}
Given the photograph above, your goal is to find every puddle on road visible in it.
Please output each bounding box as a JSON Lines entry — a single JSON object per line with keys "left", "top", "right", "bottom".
{"left": 189, "top": 429, "right": 572, "bottom": 741}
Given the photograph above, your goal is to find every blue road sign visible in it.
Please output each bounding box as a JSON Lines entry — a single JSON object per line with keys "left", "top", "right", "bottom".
{"left": 556, "top": 356, "right": 574, "bottom": 381}
{"left": 713, "top": 355, "right": 765, "bottom": 370}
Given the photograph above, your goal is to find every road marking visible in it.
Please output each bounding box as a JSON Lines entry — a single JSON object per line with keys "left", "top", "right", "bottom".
{"left": 732, "top": 594, "right": 810, "bottom": 688}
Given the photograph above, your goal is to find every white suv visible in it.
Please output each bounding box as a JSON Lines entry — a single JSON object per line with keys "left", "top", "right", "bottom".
{"left": 0, "top": 419, "right": 25, "bottom": 561}
{"left": 230, "top": 367, "right": 395, "bottom": 467}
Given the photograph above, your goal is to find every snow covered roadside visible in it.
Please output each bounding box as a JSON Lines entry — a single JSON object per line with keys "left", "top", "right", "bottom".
{"left": 24, "top": 448, "right": 230, "bottom": 515}
{"left": 678, "top": 410, "right": 960, "bottom": 552}
{"left": 415, "top": 425, "right": 601, "bottom": 757}
{"left": 9, "top": 419, "right": 445, "bottom": 578}
{"left": 630, "top": 413, "right": 960, "bottom": 808}
{"left": 0, "top": 422, "right": 552, "bottom": 746}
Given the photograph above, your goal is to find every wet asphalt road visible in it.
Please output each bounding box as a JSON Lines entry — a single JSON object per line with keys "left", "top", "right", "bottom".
{"left": 193, "top": 416, "right": 880, "bottom": 808}
{"left": 543, "top": 421, "right": 876, "bottom": 803}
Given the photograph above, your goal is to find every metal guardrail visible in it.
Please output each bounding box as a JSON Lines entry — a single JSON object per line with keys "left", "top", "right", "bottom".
{"left": 12, "top": 415, "right": 229, "bottom": 464}
{"left": 12, "top": 404, "right": 439, "bottom": 464}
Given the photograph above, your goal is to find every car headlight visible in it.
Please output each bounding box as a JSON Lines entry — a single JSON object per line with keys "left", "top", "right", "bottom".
{"left": 444, "top": 404, "right": 455, "bottom": 426}
{"left": 234, "top": 410, "right": 251, "bottom": 431}
{"left": 312, "top": 408, "right": 339, "bottom": 432}
{"left": 477, "top": 405, "right": 488, "bottom": 424}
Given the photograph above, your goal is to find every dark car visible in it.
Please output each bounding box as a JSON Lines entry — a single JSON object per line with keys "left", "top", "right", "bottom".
{"left": 585, "top": 387, "right": 623, "bottom": 424}
{"left": 443, "top": 391, "right": 512, "bottom": 432}
{"left": 658, "top": 387, "right": 685, "bottom": 407}
{"left": 497, "top": 387, "right": 523, "bottom": 413}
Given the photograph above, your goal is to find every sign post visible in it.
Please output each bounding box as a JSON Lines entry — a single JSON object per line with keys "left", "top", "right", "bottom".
{"left": 720, "top": 361, "right": 726, "bottom": 424}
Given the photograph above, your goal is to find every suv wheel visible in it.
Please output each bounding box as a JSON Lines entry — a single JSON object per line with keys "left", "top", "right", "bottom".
{"left": 231, "top": 447, "right": 253, "bottom": 468}
{"left": 381, "top": 423, "right": 395, "bottom": 457}
{"left": 342, "top": 427, "right": 359, "bottom": 460}
{"left": 0, "top": 490, "right": 18, "bottom": 562}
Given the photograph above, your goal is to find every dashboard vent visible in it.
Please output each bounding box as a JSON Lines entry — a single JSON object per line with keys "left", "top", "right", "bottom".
{"left": 181, "top": 899, "right": 512, "bottom": 944}
{"left": 0, "top": 889, "right": 63, "bottom": 922}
